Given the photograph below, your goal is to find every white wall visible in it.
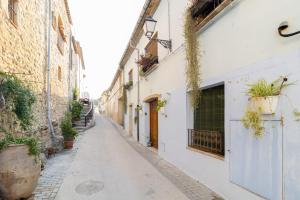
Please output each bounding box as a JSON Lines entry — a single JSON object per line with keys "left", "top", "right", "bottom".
{"left": 122, "top": 0, "right": 300, "bottom": 199}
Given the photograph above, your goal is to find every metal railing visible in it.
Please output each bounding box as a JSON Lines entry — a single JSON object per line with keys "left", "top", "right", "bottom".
{"left": 188, "top": 129, "right": 224, "bottom": 156}
{"left": 84, "top": 102, "right": 94, "bottom": 127}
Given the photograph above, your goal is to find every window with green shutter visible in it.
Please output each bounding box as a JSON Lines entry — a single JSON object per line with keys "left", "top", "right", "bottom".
{"left": 188, "top": 84, "right": 225, "bottom": 156}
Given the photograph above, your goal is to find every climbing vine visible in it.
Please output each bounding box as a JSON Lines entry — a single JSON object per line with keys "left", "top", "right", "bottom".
{"left": 184, "top": 8, "right": 201, "bottom": 108}
{"left": 0, "top": 72, "right": 36, "bottom": 130}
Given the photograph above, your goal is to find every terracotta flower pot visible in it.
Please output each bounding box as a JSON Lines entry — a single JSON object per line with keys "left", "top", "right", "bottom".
{"left": 0, "top": 144, "right": 41, "bottom": 200}
{"left": 250, "top": 96, "right": 279, "bottom": 114}
{"left": 64, "top": 140, "right": 74, "bottom": 149}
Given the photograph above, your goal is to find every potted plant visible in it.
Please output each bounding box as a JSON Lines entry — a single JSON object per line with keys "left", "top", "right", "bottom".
{"left": 124, "top": 81, "right": 133, "bottom": 90}
{"left": 0, "top": 134, "right": 41, "bottom": 200}
{"left": 0, "top": 72, "right": 41, "bottom": 199}
{"left": 71, "top": 100, "right": 83, "bottom": 121}
{"left": 156, "top": 99, "right": 167, "bottom": 113}
{"left": 246, "top": 77, "right": 289, "bottom": 114}
{"left": 60, "top": 112, "right": 78, "bottom": 149}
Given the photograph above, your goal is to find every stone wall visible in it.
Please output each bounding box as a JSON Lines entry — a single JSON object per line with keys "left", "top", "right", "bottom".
{"left": 0, "top": 0, "right": 75, "bottom": 149}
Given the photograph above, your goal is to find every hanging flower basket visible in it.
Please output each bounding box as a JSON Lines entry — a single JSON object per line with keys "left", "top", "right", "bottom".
{"left": 249, "top": 96, "right": 279, "bottom": 115}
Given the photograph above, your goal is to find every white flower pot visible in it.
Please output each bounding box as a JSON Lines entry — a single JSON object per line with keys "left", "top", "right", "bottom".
{"left": 250, "top": 96, "right": 279, "bottom": 115}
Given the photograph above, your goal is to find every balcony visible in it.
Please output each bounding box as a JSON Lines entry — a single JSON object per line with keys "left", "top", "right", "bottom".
{"left": 188, "top": 129, "right": 224, "bottom": 156}
{"left": 137, "top": 55, "right": 159, "bottom": 75}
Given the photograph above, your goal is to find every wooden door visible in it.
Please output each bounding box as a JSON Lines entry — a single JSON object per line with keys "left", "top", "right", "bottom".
{"left": 129, "top": 105, "right": 133, "bottom": 136}
{"left": 150, "top": 100, "right": 158, "bottom": 149}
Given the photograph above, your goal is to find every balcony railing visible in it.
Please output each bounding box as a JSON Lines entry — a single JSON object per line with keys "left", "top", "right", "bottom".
{"left": 191, "top": 0, "right": 224, "bottom": 22}
{"left": 188, "top": 129, "right": 224, "bottom": 156}
{"left": 137, "top": 55, "right": 159, "bottom": 74}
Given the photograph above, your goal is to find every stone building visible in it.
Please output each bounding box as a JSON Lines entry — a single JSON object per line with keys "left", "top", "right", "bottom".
{"left": 0, "top": 0, "right": 85, "bottom": 149}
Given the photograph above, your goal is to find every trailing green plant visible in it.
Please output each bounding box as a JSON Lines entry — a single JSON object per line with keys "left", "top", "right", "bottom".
{"left": 184, "top": 8, "right": 201, "bottom": 108}
{"left": 0, "top": 72, "right": 36, "bottom": 130}
{"left": 242, "top": 108, "right": 264, "bottom": 137}
{"left": 71, "top": 100, "right": 83, "bottom": 120}
{"left": 0, "top": 133, "right": 40, "bottom": 157}
{"left": 247, "top": 77, "right": 290, "bottom": 97}
{"left": 60, "top": 112, "right": 78, "bottom": 141}
{"left": 73, "top": 87, "right": 79, "bottom": 100}
{"left": 293, "top": 109, "right": 300, "bottom": 121}
{"left": 156, "top": 99, "right": 167, "bottom": 111}
{"left": 124, "top": 81, "right": 133, "bottom": 90}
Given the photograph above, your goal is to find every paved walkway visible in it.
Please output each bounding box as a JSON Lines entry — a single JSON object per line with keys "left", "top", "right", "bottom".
{"left": 35, "top": 115, "right": 222, "bottom": 200}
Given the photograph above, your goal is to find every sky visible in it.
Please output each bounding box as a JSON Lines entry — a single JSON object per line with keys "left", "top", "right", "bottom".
{"left": 69, "top": 0, "right": 145, "bottom": 99}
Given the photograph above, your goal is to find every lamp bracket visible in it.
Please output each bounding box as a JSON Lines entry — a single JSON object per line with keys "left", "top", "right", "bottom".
{"left": 150, "top": 38, "right": 172, "bottom": 50}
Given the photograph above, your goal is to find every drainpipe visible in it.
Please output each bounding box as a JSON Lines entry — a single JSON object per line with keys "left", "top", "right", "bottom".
{"left": 47, "top": 0, "right": 56, "bottom": 143}
{"left": 68, "top": 33, "right": 73, "bottom": 101}
{"left": 129, "top": 40, "right": 140, "bottom": 142}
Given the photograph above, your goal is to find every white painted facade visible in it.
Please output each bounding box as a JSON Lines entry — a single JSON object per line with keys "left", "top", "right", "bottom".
{"left": 120, "top": 0, "right": 300, "bottom": 199}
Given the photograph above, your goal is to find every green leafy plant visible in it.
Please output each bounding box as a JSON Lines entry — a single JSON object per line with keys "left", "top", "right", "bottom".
{"left": 293, "top": 109, "right": 300, "bottom": 121}
{"left": 71, "top": 100, "right": 83, "bottom": 121}
{"left": 73, "top": 87, "right": 79, "bottom": 100}
{"left": 247, "top": 77, "right": 290, "bottom": 97}
{"left": 242, "top": 109, "right": 264, "bottom": 137}
{"left": 124, "top": 81, "right": 133, "bottom": 90}
{"left": 0, "top": 72, "right": 36, "bottom": 130}
{"left": 0, "top": 133, "right": 40, "bottom": 157}
{"left": 156, "top": 99, "right": 167, "bottom": 111}
{"left": 60, "top": 112, "right": 78, "bottom": 141}
{"left": 184, "top": 8, "right": 201, "bottom": 108}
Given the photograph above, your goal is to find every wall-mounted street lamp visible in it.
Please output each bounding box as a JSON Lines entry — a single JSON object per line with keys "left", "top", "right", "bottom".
{"left": 278, "top": 21, "right": 300, "bottom": 37}
{"left": 143, "top": 16, "right": 172, "bottom": 51}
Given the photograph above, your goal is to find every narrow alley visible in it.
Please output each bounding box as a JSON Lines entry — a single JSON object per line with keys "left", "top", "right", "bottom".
{"left": 36, "top": 115, "right": 221, "bottom": 200}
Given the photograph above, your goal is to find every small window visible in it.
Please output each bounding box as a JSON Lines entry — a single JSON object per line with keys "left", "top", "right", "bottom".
{"left": 58, "top": 66, "right": 62, "bottom": 81}
{"left": 52, "top": 12, "right": 57, "bottom": 30}
{"left": 128, "top": 70, "right": 133, "bottom": 82}
{"left": 8, "top": 0, "right": 18, "bottom": 26}
{"left": 57, "top": 16, "right": 66, "bottom": 55}
{"left": 191, "top": 0, "right": 232, "bottom": 28}
{"left": 188, "top": 84, "right": 225, "bottom": 156}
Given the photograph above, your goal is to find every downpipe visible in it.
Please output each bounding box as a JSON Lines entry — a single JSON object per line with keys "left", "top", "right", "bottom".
{"left": 47, "top": 0, "right": 56, "bottom": 144}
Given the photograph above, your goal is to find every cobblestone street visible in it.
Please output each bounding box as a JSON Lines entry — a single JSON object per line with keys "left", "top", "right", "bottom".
{"left": 34, "top": 115, "right": 222, "bottom": 200}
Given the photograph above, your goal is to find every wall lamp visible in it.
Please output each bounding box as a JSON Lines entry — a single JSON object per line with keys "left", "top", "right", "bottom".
{"left": 143, "top": 16, "right": 172, "bottom": 51}
{"left": 278, "top": 21, "right": 300, "bottom": 37}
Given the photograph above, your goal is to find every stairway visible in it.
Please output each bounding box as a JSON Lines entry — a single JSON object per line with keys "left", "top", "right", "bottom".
{"left": 73, "top": 102, "right": 95, "bottom": 133}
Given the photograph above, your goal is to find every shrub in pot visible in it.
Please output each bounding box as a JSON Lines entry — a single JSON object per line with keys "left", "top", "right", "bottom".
{"left": 246, "top": 77, "right": 289, "bottom": 115}
{"left": 71, "top": 100, "right": 83, "bottom": 121}
{"left": 242, "top": 77, "right": 291, "bottom": 137}
{"left": 60, "top": 112, "right": 78, "bottom": 149}
{"left": 0, "top": 134, "right": 41, "bottom": 200}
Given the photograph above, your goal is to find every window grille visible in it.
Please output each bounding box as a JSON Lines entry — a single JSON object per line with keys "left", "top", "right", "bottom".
{"left": 188, "top": 84, "right": 225, "bottom": 156}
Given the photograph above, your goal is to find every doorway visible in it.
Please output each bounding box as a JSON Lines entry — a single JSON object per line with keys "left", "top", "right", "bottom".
{"left": 149, "top": 99, "right": 158, "bottom": 149}
{"left": 129, "top": 105, "right": 133, "bottom": 136}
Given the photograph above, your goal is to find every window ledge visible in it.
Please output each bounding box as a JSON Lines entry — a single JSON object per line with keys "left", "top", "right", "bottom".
{"left": 186, "top": 146, "right": 224, "bottom": 161}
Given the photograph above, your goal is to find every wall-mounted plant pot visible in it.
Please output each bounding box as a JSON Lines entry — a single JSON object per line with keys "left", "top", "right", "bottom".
{"left": 250, "top": 96, "right": 279, "bottom": 115}
{"left": 0, "top": 144, "right": 41, "bottom": 200}
{"left": 64, "top": 140, "right": 74, "bottom": 149}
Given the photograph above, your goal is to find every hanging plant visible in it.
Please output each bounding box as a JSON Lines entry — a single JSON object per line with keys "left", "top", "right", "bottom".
{"left": 242, "top": 108, "right": 264, "bottom": 137}
{"left": 184, "top": 8, "right": 201, "bottom": 108}
{"left": 156, "top": 99, "right": 167, "bottom": 112}
{"left": 0, "top": 72, "right": 36, "bottom": 130}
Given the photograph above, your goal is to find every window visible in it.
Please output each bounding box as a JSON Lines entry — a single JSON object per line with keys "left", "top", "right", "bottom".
{"left": 57, "top": 16, "right": 66, "bottom": 55}
{"left": 52, "top": 12, "right": 57, "bottom": 30}
{"left": 58, "top": 66, "right": 62, "bottom": 81}
{"left": 191, "top": 0, "right": 232, "bottom": 28}
{"left": 138, "top": 32, "right": 159, "bottom": 74}
{"left": 128, "top": 70, "right": 133, "bottom": 82}
{"left": 188, "top": 84, "right": 225, "bottom": 156}
{"left": 8, "top": 0, "right": 18, "bottom": 26}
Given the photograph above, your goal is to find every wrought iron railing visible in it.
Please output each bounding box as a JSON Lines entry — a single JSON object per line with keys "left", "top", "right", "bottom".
{"left": 138, "top": 56, "right": 159, "bottom": 74}
{"left": 84, "top": 102, "right": 94, "bottom": 127}
{"left": 188, "top": 129, "right": 224, "bottom": 156}
{"left": 191, "top": 0, "right": 225, "bottom": 20}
